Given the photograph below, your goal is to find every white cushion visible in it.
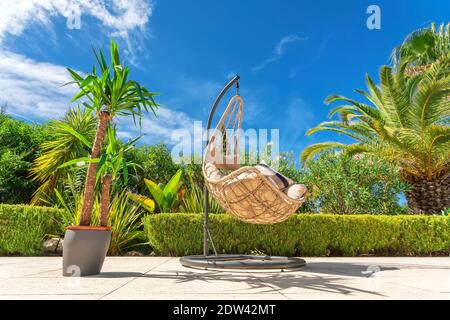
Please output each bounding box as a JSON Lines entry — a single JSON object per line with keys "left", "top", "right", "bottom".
{"left": 284, "top": 184, "right": 307, "bottom": 201}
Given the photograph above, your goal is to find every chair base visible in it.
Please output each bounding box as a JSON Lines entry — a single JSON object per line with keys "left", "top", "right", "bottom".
{"left": 180, "top": 254, "right": 306, "bottom": 271}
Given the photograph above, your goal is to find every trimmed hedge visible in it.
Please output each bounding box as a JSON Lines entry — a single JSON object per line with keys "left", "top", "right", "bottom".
{"left": 143, "top": 213, "right": 450, "bottom": 256}
{"left": 0, "top": 205, "right": 62, "bottom": 255}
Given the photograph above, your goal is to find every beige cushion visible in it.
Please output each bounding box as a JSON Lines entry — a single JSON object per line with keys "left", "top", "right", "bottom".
{"left": 284, "top": 184, "right": 307, "bottom": 201}
{"left": 204, "top": 163, "right": 224, "bottom": 180}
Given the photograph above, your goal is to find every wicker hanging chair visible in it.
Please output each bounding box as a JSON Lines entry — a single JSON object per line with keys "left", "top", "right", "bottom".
{"left": 180, "top": 75, "right": 307, "bottom": 271}
{"left": 203, "top": 95, "right": 307, "bottom": 225}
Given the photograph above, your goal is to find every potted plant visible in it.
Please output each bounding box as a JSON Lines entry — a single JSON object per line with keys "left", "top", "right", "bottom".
{"left": 62, "top": 40, "right": 157, "bottom": 276}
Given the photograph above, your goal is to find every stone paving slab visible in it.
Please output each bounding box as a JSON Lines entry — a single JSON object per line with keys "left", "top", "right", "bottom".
{"left": 0, "top": 257, "right": 448, "bottom": 300}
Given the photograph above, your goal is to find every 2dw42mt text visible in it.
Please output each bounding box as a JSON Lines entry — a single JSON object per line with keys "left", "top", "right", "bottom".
{"left": 217, "top": 304, "right": 276, "bottom": 316}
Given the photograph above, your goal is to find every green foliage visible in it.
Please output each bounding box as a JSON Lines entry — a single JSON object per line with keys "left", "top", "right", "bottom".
{"left": 0, "top": 205, "right": 62, "bottom": 255}
{"left": 180, "top": 174, "right": 225, "bottom": 214}
{"left": 127, "top": 193, "right": 155, "bottom": 213}
{"left": 130, "top": 169, "right": 183, "bottom": 213}
{"left": 30, "top": 107, "right": 96, "bottom": 205}
{"left": 58, "top": 125, "right": 141, "bottom": 195}
{"left": 301, "top": 152, "right": 408, "bottom": 214}
{"left": 0, "top": 114, "right": 47, "bottom": 204}
{"left": 392, "top": 22, "right": 450, "bottom": 67}
{"left": 0, "top": 151, "right": 35, "bottom": 204}
{"left": 180, "top": 156, "right": 204, "bottom": 189}
{"left": 66, "top": 39, "right": 158, "bottom": 123}
{"left": 0, "top": 200, "right": 143, "bottom": 256}
{"left": 107, "top": 191, "right": 145, "bottom": 255}
{"left": 143, "top": 213, "right": 450, "bottom": 256}
{"left": 125, "top": 143, "right": 180, "bottom": 194}
{"left": 53, "top": 187, "right": 145, "bottom": 255}
{"left": 440, "top": 208, "right": 450, "bottom": 216}
{"left": 96, "top": 126, "right": 140, "bottom": 189}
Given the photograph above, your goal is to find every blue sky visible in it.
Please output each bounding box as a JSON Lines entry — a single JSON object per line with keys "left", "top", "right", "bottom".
{"left": 0, "top": 0, "right": 449, "bottom": 163}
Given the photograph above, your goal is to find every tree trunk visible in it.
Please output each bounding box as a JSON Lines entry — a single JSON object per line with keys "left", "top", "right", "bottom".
{"left": 99, "top": 174, "right": 112, "bottom": 227}
{"left": 406, "top": 175, "right": 450, "bottom": 214}
{"left": 79, "top": 111, "right": 110, "bottom": 226}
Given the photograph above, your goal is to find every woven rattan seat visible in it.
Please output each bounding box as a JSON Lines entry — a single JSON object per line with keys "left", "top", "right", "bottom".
{"left": 203, "top": 95, "right": 307, "bottom": 224}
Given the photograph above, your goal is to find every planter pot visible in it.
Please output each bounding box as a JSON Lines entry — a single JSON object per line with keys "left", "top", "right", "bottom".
{"left": 62, "top": 226, "right": 111, "bottom": 277}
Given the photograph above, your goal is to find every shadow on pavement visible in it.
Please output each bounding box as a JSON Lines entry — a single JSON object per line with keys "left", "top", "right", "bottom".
{"left": 90, "top": 261, "right": 398, "bottom": 296}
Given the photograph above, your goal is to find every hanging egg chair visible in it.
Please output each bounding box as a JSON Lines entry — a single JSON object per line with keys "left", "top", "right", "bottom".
{"left": 180, "top": 75, "right": 307, "bottom": 270}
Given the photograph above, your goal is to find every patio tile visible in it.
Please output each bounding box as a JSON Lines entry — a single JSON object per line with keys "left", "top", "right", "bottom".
{"left": 0, "top": 257, "right": 449, "bottom": 299}
{"left": 101, "top": 271, "right": 277, "bottom": 299}
{"left": 101, "top": 292, "right": 287, "bottom": 300}
{"left": 0, "top": 276, "right": 131, "bottom": 295}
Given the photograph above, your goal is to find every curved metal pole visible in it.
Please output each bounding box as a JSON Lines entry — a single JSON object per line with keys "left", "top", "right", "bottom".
{"left": 204, "top": 74, "right": 240, "bottom": 256}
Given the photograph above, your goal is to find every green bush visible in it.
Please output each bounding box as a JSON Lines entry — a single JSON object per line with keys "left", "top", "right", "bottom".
{"left": 0, "top": 113, "right": 49, "bottom": 204}
{"left": 0, "top": 205, "right": 62, "bottom": 255}
{"left": 301, "top": 152, "right": 408, "bottom": 214}
{"left": 143, "top": 213, "right": 450, "bottom": 256}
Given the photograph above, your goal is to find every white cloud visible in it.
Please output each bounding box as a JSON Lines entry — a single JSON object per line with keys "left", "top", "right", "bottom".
{"left": 252, "top": 34, "right": 308, "bottom": 72}
{"left": 0, "top": 0, "right": 153, "bottom": 64}
{"left": 0, "top": 50, "right": 78, "bottom": 120}
{"left": 0, "top": 0, "right": 152, "bottom": 41}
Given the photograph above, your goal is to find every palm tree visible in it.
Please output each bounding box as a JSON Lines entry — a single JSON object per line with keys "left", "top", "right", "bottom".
{"left": 67, "top": 40, "right": 158, "bottom": 226}
{"left": 301, "top": 53, "right": 450, "bottom": 214}
{"left": 392, "top": 22, "right": 450, "bottom": 75}
{"left": 30, "top": 107, "right": 96, "bottom": 205}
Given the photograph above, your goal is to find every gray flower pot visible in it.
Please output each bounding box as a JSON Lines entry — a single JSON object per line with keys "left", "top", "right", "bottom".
{"left": 62, "top": 227, "right": 111, "bottom": 277}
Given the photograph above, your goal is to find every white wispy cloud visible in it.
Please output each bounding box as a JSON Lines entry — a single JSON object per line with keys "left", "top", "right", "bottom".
{"left": 0, "top": 50, "right": 78, "bottom": 120}
{"left": 252, "top": 35, "right": 308, "bottom": 72}
{"left": 0, "top": 0, "right": 152, "bottom": 41}
{"left": 0, "top": 0, "right": 153, "bottom": 64}
{"left": 288, "top": 34, "right": 333, "bottom": 78}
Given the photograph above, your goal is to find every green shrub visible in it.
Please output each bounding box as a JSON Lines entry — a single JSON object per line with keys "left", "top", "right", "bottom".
{"left": 301, "top": 152, "right": 409, "bottom": 214}
{"left": 143, "top": 213, "right": 450, "bottom": 256}
{"left": 0, "top": 113, "right": 49, "bottom": 204}
{"left": 0, "top": 204, "right": 62, "bottom": 255}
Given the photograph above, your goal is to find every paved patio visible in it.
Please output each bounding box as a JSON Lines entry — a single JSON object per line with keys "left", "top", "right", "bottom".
{"left": 0, "top": 257, "right": 449, "bottom": 300}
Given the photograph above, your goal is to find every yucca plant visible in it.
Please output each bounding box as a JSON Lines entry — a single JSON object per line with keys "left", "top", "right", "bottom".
{"left": 66, "top": 40, "right": 158, "bottom": 226}
{"left": 58, "top": 125, "right": 140, "bottom": 226}
{"left": 95, "top": 126, "right": 141, "bottom": 226}
{"left": 301, "top": 53, "right": 450, "bottom": 214}
{"left": 30, "top": 107, "right": 96, "bottom": 205}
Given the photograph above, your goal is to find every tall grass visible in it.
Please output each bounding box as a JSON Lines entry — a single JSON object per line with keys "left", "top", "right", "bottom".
{"left": 180, "top": 176, "right": 224, "bottom": 214}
